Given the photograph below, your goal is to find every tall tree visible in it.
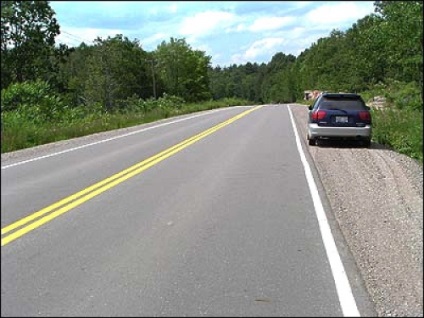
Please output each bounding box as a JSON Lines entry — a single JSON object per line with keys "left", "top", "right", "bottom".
{"left": 260, "top": 52, "right": 296, "bottom": 103}
{"left": 1, "top": 0, "right": 60, "bottom": 88}
{"left": 154, "top": 37, "right": 212, "bottom": 102}
{"left": 84, "top": 35, "right": 151, "bottom": 111}
{"left": 374, "top": 1, "right": 423, "bottom": 100}
{"left": 345, "top": 14, "right": 387, "bottom": 90}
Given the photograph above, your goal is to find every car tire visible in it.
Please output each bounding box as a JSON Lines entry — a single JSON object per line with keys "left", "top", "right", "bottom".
{"left": 362, "top": 139, "right": 371, "bottom": 148}
{"left": 308, "top": 138, "right": 316, "bottom": 146}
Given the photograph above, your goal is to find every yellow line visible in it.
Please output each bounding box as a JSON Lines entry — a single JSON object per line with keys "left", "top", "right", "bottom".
{"left": 1, "top": 112, "right": 228, "bottom": 235}
{"left": 1, "top": 106, "right": 262, "bottom": 246}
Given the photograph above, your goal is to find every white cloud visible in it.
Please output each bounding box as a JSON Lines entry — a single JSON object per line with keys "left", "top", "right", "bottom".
{"left": 291, "top": 1, "right": 314, "bottom": 9}
{"left": 193, "top": 43, "right": 212, "bottom": 54}
{"left": 96, "top": 2, "right": 130, "bottom": 15}
{"left": 225, "top": 22, "right": 248, "bottom": 33}
{"left": 143, "top": 32, "right": 168, "bottom": 46}
{"left": 166, "top": 4, "right": 178, "bottom": 13}
{"left": 272, "top": 26, "right": 311, "bottom": 43}
{"left": 229, "top": 53, "right": 245, "bottom": 65}
{"left": 211, "top": 52, "right": 223, "bottom": 65}
{"left": 284, "top": 26, "right": 307, "bottom": 39}
{"left": 148, "top": 7, "right": 159, "bottom": 15}
{"left": 179, "top": 11, "right": 236, "bottom": 38}
{"left": 55, "top": 34, "right": 81, "bottom": 47}
{"left": 304, "top": 2, "right": 374, "bottom": 27}
{"left": 249, "top": 16, "right": 295, "bottom": 32}
{"left": 245, "top": 37, "right": 285, "bottom": 59}
{"left": 235, "top": 23, "right": 248, "bottom": 32}
{"left": 230, "top": 37, "right": 285, "bottom": 64}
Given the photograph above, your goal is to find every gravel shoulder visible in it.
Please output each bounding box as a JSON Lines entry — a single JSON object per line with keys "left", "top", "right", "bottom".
{"left": 290, "top": 103, "right": 423, "bottom": 317}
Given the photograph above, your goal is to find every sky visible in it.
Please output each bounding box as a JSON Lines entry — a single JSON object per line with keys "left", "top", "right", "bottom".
{"left": 50, "top": 1, "right": 376, "bottom": 67}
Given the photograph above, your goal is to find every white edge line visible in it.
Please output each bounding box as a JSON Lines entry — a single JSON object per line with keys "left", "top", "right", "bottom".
{"left": 287, "top": 104, "right": 360, "bottom": 317}
{"left": 2, "top": 107, "right": 246, "bottom": 170}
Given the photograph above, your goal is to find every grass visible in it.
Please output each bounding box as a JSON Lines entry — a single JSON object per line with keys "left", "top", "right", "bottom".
{"left": 371, "top": 107, "right": 423, "bottom": 164}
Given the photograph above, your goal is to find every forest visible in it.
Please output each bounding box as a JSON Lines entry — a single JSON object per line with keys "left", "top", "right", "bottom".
{"left": 1, "top": 1, "right": 422, "bottom": 162}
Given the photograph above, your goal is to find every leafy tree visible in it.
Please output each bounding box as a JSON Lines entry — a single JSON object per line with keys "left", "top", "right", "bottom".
{"left": 82, "top": 35, "right": 151, "bottom": 111}
{"left": 345, "top": 14, "right": 387, "bottom": 90}
{"left": 260, "top": 52, "right": 296, "bottom": 102}
{"left": 208, "top": 66, "right": 227, "bottom": 100}
{"left": 1, "top": 1, "right": 60, "bottom": 88}
{"left": 374, "top": 1, "right": 423, "bottom": 101}
{"left": 56, "top": 43, "right": 92, "bottom": 107}
{"left": 154, "top": 37, "right": 212, "bottom": 102}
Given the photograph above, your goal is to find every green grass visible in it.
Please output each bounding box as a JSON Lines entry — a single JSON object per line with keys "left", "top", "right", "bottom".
{"left": 371, "top": 107, "right": 423, "bottom": 164}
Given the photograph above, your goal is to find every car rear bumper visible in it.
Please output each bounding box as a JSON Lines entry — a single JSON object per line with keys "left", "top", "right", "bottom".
{"left": 308, "top": 123, "right": 372, "bottom": 139}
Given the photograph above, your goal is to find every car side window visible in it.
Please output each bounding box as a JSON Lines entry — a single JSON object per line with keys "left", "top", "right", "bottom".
{"left": 311, "top": 97, "right": 321, "bottom": 109}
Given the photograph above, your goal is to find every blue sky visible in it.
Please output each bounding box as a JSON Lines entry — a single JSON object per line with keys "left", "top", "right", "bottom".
{"left": 50, "top": 1, "right": 376, "bottom": 67}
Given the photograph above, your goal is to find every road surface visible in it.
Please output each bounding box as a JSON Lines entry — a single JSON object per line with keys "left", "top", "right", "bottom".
{"left": 1, "top": 105, "right": 376, "bottom": 316}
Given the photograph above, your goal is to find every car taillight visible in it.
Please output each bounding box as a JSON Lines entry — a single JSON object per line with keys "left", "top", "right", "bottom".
{"left": 359, "top": 111, "right": 371, "bottom": 121}
{"left": 312, "top": 110, "right": 326, "bottom": 121}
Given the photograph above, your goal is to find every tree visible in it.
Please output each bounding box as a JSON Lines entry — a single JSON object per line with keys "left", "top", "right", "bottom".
{"left": 260, "top": 52, "right": 296, "bottom": 103}
{"left": 208, "top": 66, "right": 227, "bottom": 100}
{"left": 374, "top": 1, "right": 423, "bottom": 101}
{"left": 83, "top": 35, "right": 151, "bottom": 111}
{"left": 1, "top": 1, "right": 60, "bottom": 88}
{"left": 154, "top": 37, "right": 212, "bottom": 102}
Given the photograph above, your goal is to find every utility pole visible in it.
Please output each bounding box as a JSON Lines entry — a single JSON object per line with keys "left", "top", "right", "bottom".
{"left": 149, "top": 59, "right": 157, "bottom": 99}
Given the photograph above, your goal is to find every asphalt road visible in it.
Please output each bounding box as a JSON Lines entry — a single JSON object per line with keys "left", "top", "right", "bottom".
{"left": 1, "top": 105, "right": 375, "bottom": 316}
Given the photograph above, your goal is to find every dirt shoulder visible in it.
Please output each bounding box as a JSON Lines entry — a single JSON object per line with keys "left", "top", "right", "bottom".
{"left": 290, "top": 104, "right": 423, "bottom": 317}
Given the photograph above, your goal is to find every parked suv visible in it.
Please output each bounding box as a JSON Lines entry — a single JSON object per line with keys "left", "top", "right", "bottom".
{"left": 307, "top": 92, "right": 372, "bottom": 147}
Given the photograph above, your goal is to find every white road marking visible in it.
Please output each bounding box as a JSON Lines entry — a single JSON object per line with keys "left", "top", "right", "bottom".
{"left": 2, "top": 107, "right": 247, "bottom": 170}
{"left": 287, "top": 104, "right": 360, "bottom": 317}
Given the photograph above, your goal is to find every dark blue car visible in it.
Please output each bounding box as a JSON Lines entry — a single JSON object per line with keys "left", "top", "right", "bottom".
{"left": 307, "top": 92, "right": 372, "bottom": 147}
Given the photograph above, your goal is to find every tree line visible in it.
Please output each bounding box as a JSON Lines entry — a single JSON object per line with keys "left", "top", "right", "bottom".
{"left": 1, "top": 1, "right": 422, "bottom": 113}
{"left": 210, "top": 1, "right": 422, "bottom": 107}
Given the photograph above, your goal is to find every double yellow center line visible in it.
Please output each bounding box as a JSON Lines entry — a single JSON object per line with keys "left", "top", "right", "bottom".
{"left": 1, "top": 106, "right": 262, "bottom": 246}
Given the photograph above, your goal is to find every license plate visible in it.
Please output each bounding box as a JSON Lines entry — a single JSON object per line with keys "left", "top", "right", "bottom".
{"left": 335, "top": 116, "right": 348, "bottom": 123}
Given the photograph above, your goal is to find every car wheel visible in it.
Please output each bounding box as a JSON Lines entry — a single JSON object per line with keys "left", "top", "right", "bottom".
{"left": 362, "top": 139, "right": 371, "bottom": 148}
{"left": 308, "top": 138, "right": 316, "bottom": 146}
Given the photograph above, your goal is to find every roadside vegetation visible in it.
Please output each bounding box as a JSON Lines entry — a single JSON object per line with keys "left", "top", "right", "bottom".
{"left": 361, "top": 81, "right": 423, "bottom": 163}
{"left": 1, "top": 80, "right": 252, "bottom": 153}
{"left": 1, "top": 1, "right": 422, "bottom": 164}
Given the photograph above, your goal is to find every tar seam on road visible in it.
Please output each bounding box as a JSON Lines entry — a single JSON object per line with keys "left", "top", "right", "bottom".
{"left": 1, "top": 106, "right": 262, "bottom": 246}
{"left": 287, "top": 104, "right": 361, "bottom": 317}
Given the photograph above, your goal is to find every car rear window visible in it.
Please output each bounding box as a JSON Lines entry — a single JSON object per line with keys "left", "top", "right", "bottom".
{"left": 319, "top": 97, "right": 366, "bottom": 110}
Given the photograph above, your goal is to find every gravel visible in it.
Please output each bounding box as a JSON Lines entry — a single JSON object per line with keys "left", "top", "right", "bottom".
{"left": 290, "top": 104, "right": 423, "bottom": 317}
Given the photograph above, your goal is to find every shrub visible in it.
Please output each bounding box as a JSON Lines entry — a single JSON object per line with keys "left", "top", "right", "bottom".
{"left": 1, "top": 80, "right": 65, "bottom": 122}
{"left": 384, "top": 80, "right": 422, "bottom": 111}
{"left": 372, "top": 107, "right": 423, "bottom": 163}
